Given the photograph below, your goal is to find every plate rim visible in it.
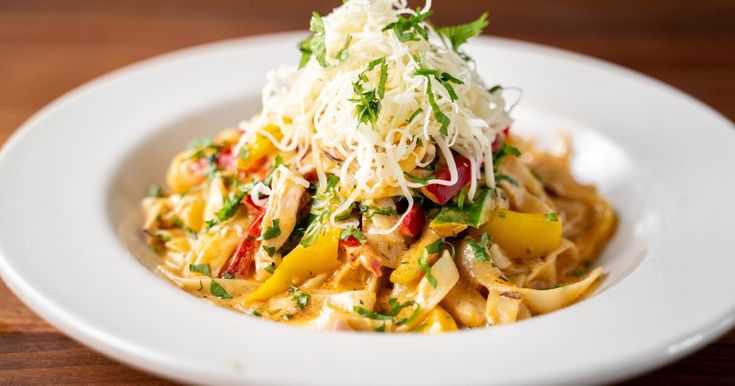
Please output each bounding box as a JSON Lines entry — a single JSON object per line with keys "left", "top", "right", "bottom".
{"left": 1, "top": 32, "right": 734, "bottom": 385}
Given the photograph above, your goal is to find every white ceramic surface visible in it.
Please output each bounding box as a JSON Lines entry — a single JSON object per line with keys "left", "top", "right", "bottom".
{"left": 1, "top": 32, "right": 734, "bottom": 386}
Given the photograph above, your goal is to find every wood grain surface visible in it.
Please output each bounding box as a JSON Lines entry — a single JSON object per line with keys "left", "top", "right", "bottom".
{"left": 1, "top": 0, "right": 733, "bottom": 384}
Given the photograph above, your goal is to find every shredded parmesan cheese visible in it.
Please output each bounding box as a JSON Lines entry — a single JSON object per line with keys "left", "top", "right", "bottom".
{"left": 240, "top": 0, "right": 511, "bottom": 232}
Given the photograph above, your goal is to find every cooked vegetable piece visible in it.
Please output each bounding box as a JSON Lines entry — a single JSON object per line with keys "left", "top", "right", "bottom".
{"left": 247, "top": 228, "right": 341, "bottom": 302}
{"left": 237, "top": 124, "right": 283, "bottom": 170}
{"left": 429, "top": 187, "right": 494, "bottom": 231}
{"left": 420, "top": 155, "right": 472, "bottom": 204}
{"left": 480, "top": 209, "right": 562, "bottom": 259}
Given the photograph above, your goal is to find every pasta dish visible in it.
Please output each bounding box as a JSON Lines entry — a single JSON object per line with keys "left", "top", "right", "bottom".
{"left": 141, "top": 0, "right": 615, "bottom": 333}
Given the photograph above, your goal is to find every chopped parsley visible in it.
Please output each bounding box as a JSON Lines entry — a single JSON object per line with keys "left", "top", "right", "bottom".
{"left": 340, "top": 225, "right": 367, "bottom": 244}
{"left": 204, "top": 183, "right": 254, "bottom": 230}
{"left": 251, "top": 309, "right": 262, "bottom": 317}
{"left": 264, "top": 263, "right": 276, "bottom": 274}
{"left": 223, "top": 272, "right": 234, "bottom": 279}
{"left": 262, "top": 218, "right": 281, "bottom": 240}
{"left": 419, "top": 239, "right": 443, "bottom": 288}
{"left": 413, "top": 68, "right": 464, "bottom": 101}
{"left": 493, "top": 143, "right": 521, "bottom": 167}
{"left": 189, "top": 263, "right": 211, "bottom": 276}
{"left": 155, "top": 231, "right": 171, "bottom": 242}
{"left": 262, "top": 245, "right": 277, "bottom": 257}
{"left": 309, "top": 12, "right": 328, "bottom": 67}
{"left": 292, "top": 291, "right": 311, "bottom": 310}
{"left": 355, "top": 298, "right": 421, "bottom": 326}
{"left": 263, "top": 154, "right": 286, "bottom": 187}
{"left": 403, "top": 171, "right": 432, "bottom": 186}
{"left": 436, "top": 12, "right": 489, "bottom": 58}
{"left": 488, "top": 84, "right": 503, "bottom": 94}
{"left": 359, "top": 203, "right": 399, "bottom": 218}
{"left": 301, "top": 175, "right": 341, "bottom": 247}
{"left": 147, "top": 184, "right": 164, "bottom": 198}
{"left": 414, "top": 68, "right": 451, "bottom": 135}
{"left": 544, "top": 213, "right": 559, "bottom": 222}
{"left": 382, "top": 8, "right": 432, "bottom": 42}
{"left": 354, "top": 306, "right": 394, "bottom": 321}
{"left": 350, "top": 57, "right": 388, "bottom": 129}
{"left": 210, "top": 280, "right": 231, "bottom": 299}
{"left": 406, "top": 107, "right": 424, "bottom": 124}
{"left": 467, "top": 233, "right": 492, "bottom": 262}
{"left": 298, "top": 13, "right": 351, "bottom": 68}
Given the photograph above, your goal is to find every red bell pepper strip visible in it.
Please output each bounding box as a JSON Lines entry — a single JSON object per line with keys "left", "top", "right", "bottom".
{"left": 220, "top": 210, "right": 265, "bottom": 279}
{"left": 421, "top": 155, "right": 472, "bottom": 205}
{"left": 398, "top": 204, "right": 424, "bottom": 238}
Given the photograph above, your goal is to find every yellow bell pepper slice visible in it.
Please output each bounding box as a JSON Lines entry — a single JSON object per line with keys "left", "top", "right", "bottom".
{"left": 414, "top": 306, "right": 458, "bottom": 333}
{"left": 480, "top": 209, "right": 562, "bottom": 259}
{"left": 238, "top": 124, "right": 283, "bottom": 170}
{"left": 247, "top": 228, "right": 340, "bottom": 302}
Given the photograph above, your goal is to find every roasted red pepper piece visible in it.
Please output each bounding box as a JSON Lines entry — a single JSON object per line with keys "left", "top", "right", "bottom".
{"left": 398, "top": 204, "right": 424, "bottom": 238}
{"left": 340, "top": 235, "right": 362, "bottom": 248}
{"left": 220, "top": 210, "right": 265, "bottom": 278}
{"left": 421, "top": 155, "right": 472, "bottom": 205}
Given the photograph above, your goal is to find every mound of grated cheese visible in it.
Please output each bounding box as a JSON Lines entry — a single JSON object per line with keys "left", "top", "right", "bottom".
{"left": 239, "top": 0, "right": 512, "bottom": 234}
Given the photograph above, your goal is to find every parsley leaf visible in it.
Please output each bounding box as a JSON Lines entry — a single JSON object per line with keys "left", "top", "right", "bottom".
{"left": 147, "top": 184, "right": 164, "bottom": 197}
{"left": 493, "top": 143, "right": 521, "bottom": 167}
{"left": 264, "top": 263, "right": 276, "bottom": 274}
{"left": 340, "top": 226, "right": 367, "bottom": 244}
{"left": 437, "top": 12, "right": 489, "bottom": 54}
{"left": 403, "top": 171, "right": 433, "bottom": 186}
{"left": 309, "top": 12, "right": 328, "bottom": 67}
{"left": 353, "top": 306, "right": 394, "bottom": 321}
{"left": 467, "top": 233, "right": 492, "bottom": 262}
{"left": 382, "top": 8, "right": 432, "bottom": 42}
{"left": 189, "top": 263, "right": 211, "bottom": 276}
{"left": 262, "top": 218, "right": 281, "bottom": 240}
{"left": 406, "top": 107, "right": 424, "bottom": 123}
{"left": 488, "top": 84, "right": 503, "bottom": 94}
{"left": 544, "top": 213, "right": 559, "bottom": 222}
{"left": 262, "top": 245, "right": 276, "bottom": 257}
{"left": 204, "top": 183, "right": 254, "bottom": 230}
{"left": 301, "top": 176, "right": 341, "bottom": 247}
{"left": 359, "top": 203, "right": 398, "bottom": 219}
{"left": 419, "top": 239, "right": 443, "bottom": 288}
{"left": 210, "top": 280, "right": 231, "bottom": 299}
{"left": 350, "top": 58, "right": 388, "bottom": 129}
{"left": 292, "top": 292, "right": 311, "bottom": 310}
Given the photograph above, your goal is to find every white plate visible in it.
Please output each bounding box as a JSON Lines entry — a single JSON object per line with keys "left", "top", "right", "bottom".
{"left": 1, "top": 32, "right": 734, "bottom": 386}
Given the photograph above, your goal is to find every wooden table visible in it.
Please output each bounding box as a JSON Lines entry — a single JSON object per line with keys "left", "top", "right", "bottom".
{"left": 1, "top": 1, "right": 733, "bottom": 384}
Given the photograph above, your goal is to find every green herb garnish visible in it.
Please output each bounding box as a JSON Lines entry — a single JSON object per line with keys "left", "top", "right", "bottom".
{"left": 467, "top": 233, "right": 492, "bottom": 262}
{"left": 436, "top": 12, "right": 489, "bottom": 57}
{"left": 262, "top": 218, "right": 281, "bottom": 240}
{"left": 382, "top": 8, "right": 432, "bottom": 42}
{"left": 210, "top": 280, "right": 231, "bottom": 299}
{"left": 340, "top": 225, "right": 367, "bottom": 244}
{"left": 262, "top": 245, "right": 276, "bottom": 257}
{"left": 264, "top": 263, "right": 276, "bottom": 274}
{"left": 544, "top": 213, "right": 559, "bottom": 222}
{"left": 406, "top": 108, "right": 424, "bottom": 124}
{"left": 488, "top": 84, "right": 503, "bottom": 94}
{"left": 189, "top": 263, "right": 211, "bottom": 276}
{"left": 292, "top": 292, "right": 311, "bottom": 310}
{"left": 147, "top": 184, "right": 164, "bottom": 198}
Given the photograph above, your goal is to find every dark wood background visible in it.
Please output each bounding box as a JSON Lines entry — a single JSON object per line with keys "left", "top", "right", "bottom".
{"left": 1, "top": 0, "right": 733, "bottom": 384}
